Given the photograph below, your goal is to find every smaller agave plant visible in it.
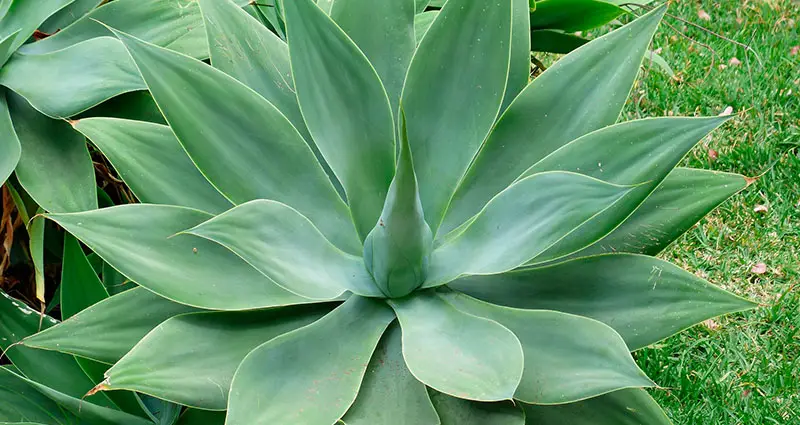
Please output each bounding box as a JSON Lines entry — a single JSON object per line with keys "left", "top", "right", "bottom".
{"left": 7, "top": 0, "right": 755, "bottom": 424}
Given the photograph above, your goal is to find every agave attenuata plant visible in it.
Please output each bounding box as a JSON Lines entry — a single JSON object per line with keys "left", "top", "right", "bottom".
{"left": 12, "top": 0, "right": 755, "bottom": 423}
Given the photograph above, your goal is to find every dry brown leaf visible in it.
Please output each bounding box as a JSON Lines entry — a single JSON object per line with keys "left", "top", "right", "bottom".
{"left": 753, "top": 204, "right": 768, "bottom": 213}
{"left": 750, "top": 262, "right": 767, "bottom": 275}
{"left": 702, "top": 319, "right": 720, "bottom": 330}
{"left": 698, "top": 10, "right": 711, "bottom": 21}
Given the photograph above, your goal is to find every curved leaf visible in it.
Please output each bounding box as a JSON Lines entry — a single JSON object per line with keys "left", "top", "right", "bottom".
{"left": 7, "top": 92, "right": 96, "bottom": 213}
{"left": 0, "top": 90, "right": 20, "bottom": 185}
{"left": 341, "top": 323, "right": 440, "bottom": 425}
{"left": 74, "top": 118, "right": 231, "bottom": 214}
{"left": 185, "top": 200, "right": 382, "bottom": 299}
{"left": 502, "top": 0, "right": 532, "bottom": 111}
{"left": 530, "top": 29, "right": 589, "bottom": 53}
{"left": 176, "top": 410, "right": 225, "bottom": 425}
{"left": 105, "top": 304, "right": 332, "bottom": 410}
{"left": 226, "top": 296, "right": 395, "bottom": 425}
{"left": 0, "top": 0, "right": 72, "bottom": 64}
{"left": 442, "top": 5, "right": 666, "bottom": 234}
{"left": 529, "top": 0, "right": 624, "bottom": 32}
{"left": 112, "top": 28, "right": 361, "bottom": 254}
{"left": 60, "top": 235, "right": 108, "bottom": 319}
{"left": 22, "top": 287, "right": 197, "bottom": 364}
{"left": 429, "top": 391, "right": 525, "bottom": 425}
{"left": 451, "top": 254, "right": 756, "bottom": 350}
{"left": 425, "top": 172, "right": 630, "bottom": 287}
{"left": 578, "top": 168, "right": 748, "bottom": 256}
{"left": 39, "top": 0, "right": 103, "bottom": 34}
{"left": 0, "top": 37, "right": 144, "bottom": 118}
{"left": 413, "top": 11, "right": 438, "bottom": 45}
{"left": 522, "top": 389, "right": 673, "bottom": 424}
{"left": 402, "top": 0, "right": 513, "bottom": 233}
{"left": 47, "top": 204, "right": 312, "bottom": 310}
{"left": 284, "top": 0, "right": 396, "bottom": 240}
{"left": 330, "top": 0, "right": 416, "bottom": 114}
{"left": 388, "top": 291, "right": 523, "bottom": 402}
{"left": 442, "top": 291, "right": 654, "bottom": 404}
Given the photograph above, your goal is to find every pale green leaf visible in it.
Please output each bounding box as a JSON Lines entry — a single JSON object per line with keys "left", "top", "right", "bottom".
{"left": 502, "top": 0, "right": 531, "bottom": 111}
{"left": 522, "top": 389, "right": 673, "bottom": 424}
{"left": 112, "top": 29, "right": 361, "bottom": 254}
{"left": 443, "top": 6, "right": 666, "bottom": 234}
{"left": 442, "top": 291, "right": 654, "bottom": 404}
{"left": 402, "top": 0, "right": 513, "bottom": 233}
{"left": 105, "top": 304, "right": 332, "bottom": 410}
{"left": 0, "top": 90, "right": 19, "bottom": 185}
{"left": 39, "top": 0, "right": 103, "bottom": 34}
{"left": 47, "top": 205, "right": 312, "bottom": 310}
{"left": 226, "top": 296, "right": 395, "bottom": 425}
{"left": 74, "top": 118, "right": 232, "bottom": 214}
{"left": 413, "top": 11, "right": 438, "bottom": 45}
{"left": 451, "top": 253, "right": 756, "bottom": 350}
{"left": 284, "top": 0, "right": 396, "bottom": 240}
{"left": 429, "top": 391, "right": 525, "bottom": 425}
{"left": 185, "top": 200, "right": 383, "bottom": 299}
{"left": 341, "top": 323, "right": 440, "bottom": 425}
{"left": 0, "top": 0, "right": 72, "bottom": 64}
{"left": 425, "top": 172, "right": 630, "bottom": 287}
{"left": 388, "top": 291, "right": 523, "bottom": 402}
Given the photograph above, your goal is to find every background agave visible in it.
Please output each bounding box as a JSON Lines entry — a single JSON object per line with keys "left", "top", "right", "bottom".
{"left": 2, "top": 0, "right": 757, "bottom": 424}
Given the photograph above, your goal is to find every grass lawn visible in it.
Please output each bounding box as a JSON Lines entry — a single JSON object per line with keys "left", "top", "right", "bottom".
{"left": 613, "top": 0, "right": 799, "bottom": 423}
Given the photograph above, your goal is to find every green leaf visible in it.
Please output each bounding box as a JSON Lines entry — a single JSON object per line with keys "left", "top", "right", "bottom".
{"left": 502, "top": 0, "right": 532, "bottom": 111}
{"left": 284, "top": 0, "right": 396, "bottom": 240}
{"left": 529, "top": 0, "right": 624, "bottom": 32}
{"left": 74, "top": 118, "right": 232, "bottom": 214}
{"left": 644, "top": 49, "right": 675, "bottom": 77}
{"left": 185, "top": 200, "right": 382, "bottom": 299}
{"left": 227, "top": 296, "right": 395, "bottom": 425}
{"left": 519, "top": 117, "right": 729, "bottom": 264}
{"left": 0, "top": 90, "right": 20, "bottom": 186}
{"left": 102, "top": 260, "right": 136, "bottom": 296}
{"left": 0, "top": 38, "right": 144, "bottom": 118}
{"left": 415, "top": 0, "right": 431, "bottom": 12}
{"left": 60, "top": 234, "right": 108, "bottom": 319}
{"left": 341, "top": 323, "right": 440, "bottom": 425}
{"left": 136, "top": 395, "right": 181, "bottom": 425}
{"left": 530, "top": 29, "right": 588, "bottom": 53}
{"left": 0, "top": 30, "right": 20, "bottom": 68}
{"left": 522, "top": 389, "right": 673, "bottom": 424}
{"left": 0, "top": 367, "right": 152, "bottom": 425}
{"left": 47, "top": 204, "right": 312, "bottom": 310}
{"left": 104, "top": 304, "right": 332, "bottom": 410}
{"left": 425, "top": 172, "right": 630, "bottom": 287}
{"left": 112, "top": 28, "right": 360, "bottom": 255}
{"left": 413, "top": 11, "right": 438, "bottom": 45}
{"left": 388, "top": 291, "right": 523, "bottom": 402}
{"left": 363, "top": 114, "right": 433, "bottom": 298}
{"left": 442, "top": 6, "right": 666, "bottom": 235}
{"left": 429, "top": 391, "right": 525, "bottom": 425}
{"left": 578, "top": 168, "right": 748, "bottom": 256}
{"left": 176, "top": 410, "right": 226, "bottom": 425}
{"left": 0, "top": 0, "right": 72, "bottom": 64}
{"left": 451, "top": 253, "right": 756, "bottom": 351}
{"left": 28, "top": 212, "right": 45, "bottom": 304}
{"left": 330, "top": 0, "right": 416, "bottom": 114}
{"left": 76, "top": 90, "right": 165, "bottom": 124}
{"left": 22, "top": 287, "right": 197, "bottom": 364}
{"left": 198, "top": 0, "right": 330, "bottom": 186}
{"left": 7, "top": 93, "right": 96, "bottom": 213}
{"left": 0, "top": 290, "right": 116, "bottom": 407}
{"left": 20, "top": 0, "right": 251, "bottom": 58}
{"left": 442, "top": 291, "right": 654, "bottom": 404}
{"left": 401, "top": 0, "right": 512, "bottom": 233}
{"left": 39, "top": 0, "right": 103, "bottom": 34}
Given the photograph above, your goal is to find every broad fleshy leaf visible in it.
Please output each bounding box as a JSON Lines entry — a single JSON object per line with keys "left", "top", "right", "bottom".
{"left": 74, "top": 118, "right": 232, "bottom": 214}
{"left": 7, "top": 93, "right": 96, "bottom": 213}
{"left": 0, "top": 37, "right": 144, "bottom": 118}
{"left": 442, "top": 291, "right": 654, "bottom": 403}
{"left": 522, "top": 389, "right": 673, "bottom": 424}
{"left": 0, "top": 0, "right": 72, "bottom": 64}
{"left": 0, "top": 91, "right": 20, "bottom": 185}
{"left": 39, "top": 0, "right": 102, "bottom": 33}
{"left": 451, "top": 254, "right": 756, "bottom": 350}
{"left": 502, "top": 0, "right": 531, "bottom": 111}
{"left": 519, "top": 117, "right": 729, "bottom": 263}
{"left": 429, "top": 391, "right": 525, "bottom": 425}
{"left": 112, "top": 29, "right": 361, "bottom": 254}
{"left": 284, "top": 0, "right": 396, "bottom": 240}
{"left": 47, "top": 205, "right": 312, "bottom": 310}
{"left": 60, "top": 234, "right": 108, "bottom": 319}
{"left": 402, "top": 0, "right": 513, "bottom": 233}
{"left": 341, "top": 323, "right": 440, "bottom": 424}
{"left": 22, "top": 287, "right": 197, "bottom": 364}
{"left": 425, "top": 172, "right": 630, "bottom": 287}
{"left": 330, "top": 0, "right": 416, "bottom": 113}
{"left": 413, "top": 11, "right": 438, "bottom": 45}
{"left": 363, "top": 116, "right": 433, "bottom": 298}
{"left": 578, "top": 168, "right": 748, "bottom": 256}
{"left": 176, "top": 410, "right": 226, "bottom": 425}
{"left": 388, "top": 291, "right": 523, "bottom": 401}
{"left": 529, "top": 0, "right": 624, "bottom": 32}
{"left": 185, "top": 200, "right": 382, "bottom": 299}
{"left": 530, "top": 29, "right": 588, "bottom": 53}
{"left": 442, "top": 6, "right": 666, "bottom": 234}
{"left": 0, "top": 367, "right": 151, "bottom": 425}
{"left": 226, "top": 296, "right": 395, "bottom": 425}
{"left": 104, "top": 304, "right": 333, "bottom": 410}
